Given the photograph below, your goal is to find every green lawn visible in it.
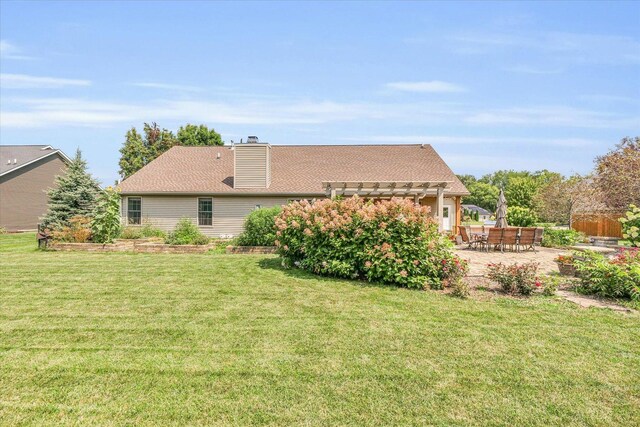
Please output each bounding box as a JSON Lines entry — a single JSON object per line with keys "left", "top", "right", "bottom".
{"left": 1, "top": 233, "right": 638, "bottom": 426}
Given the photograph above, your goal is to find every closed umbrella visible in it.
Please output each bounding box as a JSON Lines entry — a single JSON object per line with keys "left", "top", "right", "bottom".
{"left": 495, "top": 188, "right": 508, "bottom": 228}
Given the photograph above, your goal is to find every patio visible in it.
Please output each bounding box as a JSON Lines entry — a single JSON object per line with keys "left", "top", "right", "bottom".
{"left": 454, "top": 245, "right": 568, "bottom": 276}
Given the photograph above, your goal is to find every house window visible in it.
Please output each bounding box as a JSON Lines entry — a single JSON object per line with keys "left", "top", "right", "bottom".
{"left": 198, "top": 198, "right": 213, "bottom": 226}
{"left": 255, "top": 204, "right": 262, "bottom": 210}
{"left": 127, "top": 197, "right": 141, "bottom": 225}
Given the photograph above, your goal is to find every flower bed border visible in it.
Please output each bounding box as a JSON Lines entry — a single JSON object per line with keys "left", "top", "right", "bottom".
{"left": 48, "top": 238, "right": 222, "bottom": 254}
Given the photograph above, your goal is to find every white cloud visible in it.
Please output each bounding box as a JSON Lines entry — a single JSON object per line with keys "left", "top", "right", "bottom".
{"left": 448, "top": 31, "right": 640, "bottom": 65}
{"left": 1, "top": 96, "right": 636, "bottom": 131}
{"left": 340, "top": 135, "right": 600, "bottom": 147}
{"left": 386, "top": 81, "right": 466, "bottom": 93}
{"left": 0, "top": 40, "right": 35, "bottom": 60}
{"left": 0, "top": 97, "right": 410, "bottom": 128}
{"left": 131, "top": 82, "right": 202, "bottom": 92}
{"left": 1, "top": 74, "right": 91, "bottom": 89}
{"left": 465, "top": 106, "right": 640, "bottom": 129}
{"left": 506, "top": 65, "right": 563, "bottom": 75}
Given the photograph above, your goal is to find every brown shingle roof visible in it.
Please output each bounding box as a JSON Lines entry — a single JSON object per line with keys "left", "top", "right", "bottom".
{"left": 118, "top": 144, "right": 469, "bottom": 196}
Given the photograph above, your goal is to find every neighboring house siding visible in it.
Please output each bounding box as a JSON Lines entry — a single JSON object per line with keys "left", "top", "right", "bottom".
{"left": 0, "top": 155, "right": 66, "bottom": 231}
{"left": 122, "top": 196, "right": 291, "bottom": 237}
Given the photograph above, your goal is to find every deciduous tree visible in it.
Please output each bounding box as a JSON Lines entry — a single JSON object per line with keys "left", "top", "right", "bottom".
{"left": 594, "top": 136, "right": 640, "bottom": 210}
{"left": 177, "top": 124, "right": 223, "bottom": 147}
{"left": 119, "top": 123, "right": 223, "bottom": 178}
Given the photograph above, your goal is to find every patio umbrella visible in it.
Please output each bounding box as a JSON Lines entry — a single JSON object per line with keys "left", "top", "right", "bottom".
{"left": 495, "top": 188, "right": 508, "bottom": 228}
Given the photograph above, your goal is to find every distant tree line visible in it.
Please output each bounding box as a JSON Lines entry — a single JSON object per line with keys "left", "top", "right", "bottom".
{"left": 119, "top": 123, "right": 223, "bottom": 178}
{"left": 458, "top": 136, "right": 640, "bottom": 225}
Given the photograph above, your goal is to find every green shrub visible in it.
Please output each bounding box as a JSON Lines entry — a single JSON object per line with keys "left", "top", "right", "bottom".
{"left": 486, "top": 262, "right": 539, "bottom": 295}
{"left": 140, "top": 222, "right": 167, "bottom": 239}
{"left": 52, "top": 215, "right": 92, "bottom": 243}
{"left": 538, "top": 275, "right": 564, "bottom": 296}
{"left": 534, "top": 222, "right": 556, "bottom": 228}
{"left": 507, "top": 206, "right": 537, "bottom": 227}
{"left": 542, "top": 228, "right": 586, "bottom": 247}
{"left": 119, "top": 227, "right": 143, "bottom": 239}
{"left": 166, "top": 218, "right": 209, "bottom": 245}
{"left": 0, "top": 226, "right": 6, "bottom": 234}
{"left": 619, "top": 204, "right": 640, "bottom": 247}
{"left": 574, "top": 249, "right": 640, "bottom": 301}
{"left": 118, "top": 223, "right": 166, "bottom": 240}
{"left": 91, "top": 187, "right": 122, "bottom": 244}
{"left": 275, "top": 197, "right": 461, "bottom": 290}
{"left": 237, "top": 206, "right": 282, "bottom": 246}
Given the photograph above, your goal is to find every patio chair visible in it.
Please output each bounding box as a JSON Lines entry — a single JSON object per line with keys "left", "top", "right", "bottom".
{"left": 502, "top": 228, "right": 519, "bottom": 252}
{"left": 518, "top": 227, "right": 536, "bottom": 252}
{"left": 459, "top": 226, "right": 482, "bottom": 249}
{"left": 534, "top": 228, "right": 544, "bottom": 247}
{"left": 481, "top": 228, "right": 504, "bottom": 252}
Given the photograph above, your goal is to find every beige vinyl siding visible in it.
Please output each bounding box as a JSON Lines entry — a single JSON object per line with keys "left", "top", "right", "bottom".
{"left": 211, "top": 196, "right": 288, "bottom": 236}
{"left": 123, "top": 196, "right": 196, "bottom": 232}
{"left": 122, "top": 196, "right": 290, "bottom": 237}
{"left": 234, "top": 144, "right": 270, "bottom": 188}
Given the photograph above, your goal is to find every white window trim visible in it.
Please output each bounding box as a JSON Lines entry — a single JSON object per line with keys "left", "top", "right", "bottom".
{"left": 126, "top": 196, "right": 142, "bottom": 226}
{"left": 197, "top": 197, "right": 213, "bottom": 227}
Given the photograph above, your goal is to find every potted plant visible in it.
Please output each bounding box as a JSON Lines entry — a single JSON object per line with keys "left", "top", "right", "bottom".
{"left": 555, "top": 254, "right": 577, "bottom": 276}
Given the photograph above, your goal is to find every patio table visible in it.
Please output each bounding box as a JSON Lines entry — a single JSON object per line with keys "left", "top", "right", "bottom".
{"left": 471, "top": 232, "right": 488, "bottom": 240}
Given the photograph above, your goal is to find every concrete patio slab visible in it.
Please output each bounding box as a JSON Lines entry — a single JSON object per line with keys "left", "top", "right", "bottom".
{"left": 455, "top": 245, "right": 568, "bottom": 276}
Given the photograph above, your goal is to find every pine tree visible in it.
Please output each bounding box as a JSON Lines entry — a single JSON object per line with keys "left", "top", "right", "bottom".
{"left": 41, "top": 149, "right": 101, "bottom": 229}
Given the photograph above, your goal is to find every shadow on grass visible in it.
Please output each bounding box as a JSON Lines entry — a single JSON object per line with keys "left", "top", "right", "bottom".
{"left": 257, "top": 257, "right": 406, "bottom": 292}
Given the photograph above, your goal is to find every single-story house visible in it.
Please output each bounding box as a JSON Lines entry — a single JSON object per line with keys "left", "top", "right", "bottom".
{"left": 0, "top": 145, "right": 70, "bottom": 231}
{"left": 117, "top": 140, "right": 469, "bottom": 237}
{"left": 462, "top": 204, "right": 492, "bottom": 221}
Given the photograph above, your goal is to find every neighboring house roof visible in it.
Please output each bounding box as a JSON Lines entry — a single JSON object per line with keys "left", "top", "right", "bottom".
{"left": 119, "top": 144, "right": 469, "bottom": 196}
{"left": 462, "top": 204, "right": 492, "bottom": 215}
{"left": 0, "top": 145, "right": 71, "bottom": 177}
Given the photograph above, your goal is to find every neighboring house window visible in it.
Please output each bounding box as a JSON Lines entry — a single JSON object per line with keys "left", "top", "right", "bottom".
{"left": 198, "top": 198, "right": 213, "bottom": 226}
{"left": 127, "top": 197, "right": 141, "bottom": 225}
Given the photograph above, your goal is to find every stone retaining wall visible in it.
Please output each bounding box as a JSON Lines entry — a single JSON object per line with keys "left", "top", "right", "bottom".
{"left": 225, "top": 246, "right": 277, "bottom": 254}
{"left": 49, "top": 240, "right": 216, "bottom": 254}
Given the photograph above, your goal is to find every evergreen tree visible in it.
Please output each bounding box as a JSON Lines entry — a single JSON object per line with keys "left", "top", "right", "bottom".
{"left": 41, "top": 149, "right": 101, "bottom": 229}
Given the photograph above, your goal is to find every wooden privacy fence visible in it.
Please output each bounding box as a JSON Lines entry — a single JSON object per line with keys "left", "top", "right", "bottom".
{"left": 571, "top": 212, "right": 624, "bottom": 238}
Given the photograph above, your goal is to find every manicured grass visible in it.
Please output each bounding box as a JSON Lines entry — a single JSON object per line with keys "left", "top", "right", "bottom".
{"left": 1, "top": 233, "right": 639, "bottom": 426}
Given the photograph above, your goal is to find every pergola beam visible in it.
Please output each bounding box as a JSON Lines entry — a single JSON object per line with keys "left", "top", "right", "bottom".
{"left": 322, "top": 181, "right": 452, "bottom": 199}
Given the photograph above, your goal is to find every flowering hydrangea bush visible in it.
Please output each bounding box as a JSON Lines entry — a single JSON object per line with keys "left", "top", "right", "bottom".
{"left": 619, "top": 204, "right": 640, "bottom": 247}
{"left": 274, "top": 196, "right": 462, "bottom": 289}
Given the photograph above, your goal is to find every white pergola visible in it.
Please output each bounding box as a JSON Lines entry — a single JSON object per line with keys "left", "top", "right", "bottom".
{"left": 322, "top": 181, "right": 452, "bottom": 231}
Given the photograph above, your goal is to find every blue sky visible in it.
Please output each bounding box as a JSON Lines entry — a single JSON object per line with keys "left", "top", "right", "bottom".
{"left": 1, "top": 1, "right": 639, "bottom": 185}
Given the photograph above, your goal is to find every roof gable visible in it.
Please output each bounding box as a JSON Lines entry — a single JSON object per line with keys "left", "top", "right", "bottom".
{"left": 0, "top": 145, "right": 70, "bottom": 176}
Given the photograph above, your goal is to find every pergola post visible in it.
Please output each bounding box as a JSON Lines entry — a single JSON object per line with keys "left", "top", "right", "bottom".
{"left": 413, "top": 195, "right": 419, "bottom": 205}
{"left": 436, "top": 185, "right": 444, "bottom": 232}
{"left": 330, "top": 187, "right": 336, "bottom": 199}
